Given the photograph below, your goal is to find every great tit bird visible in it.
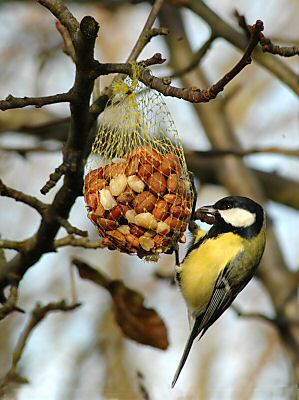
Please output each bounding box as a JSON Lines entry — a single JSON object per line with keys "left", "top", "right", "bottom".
{"left": 172, "top": 196, "right": 266, "bottom": 388}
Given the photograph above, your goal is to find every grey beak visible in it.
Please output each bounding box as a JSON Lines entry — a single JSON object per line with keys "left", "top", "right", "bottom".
{"left": 194, "top": 205, "right": 219, "bottom": 223}
{"left": 197, "top": 205, "right": 218, "bottom": 216}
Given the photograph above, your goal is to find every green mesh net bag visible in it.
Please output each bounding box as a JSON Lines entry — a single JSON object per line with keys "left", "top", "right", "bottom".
{"left": 84, "top": 64, "right": 194, "bottom": 259}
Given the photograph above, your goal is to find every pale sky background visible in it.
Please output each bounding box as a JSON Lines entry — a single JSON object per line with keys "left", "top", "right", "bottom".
{"left": 0, "top": 1, "right": 298, "bottom": 399}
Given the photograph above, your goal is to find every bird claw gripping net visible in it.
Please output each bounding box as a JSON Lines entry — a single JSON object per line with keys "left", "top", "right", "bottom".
{"left": 84, "top": 64, "right": 194, "bottom": 259}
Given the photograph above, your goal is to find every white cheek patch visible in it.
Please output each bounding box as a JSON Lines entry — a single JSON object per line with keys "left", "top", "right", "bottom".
{"left": 219, "top": 208, "right": 256, "bottom": 227}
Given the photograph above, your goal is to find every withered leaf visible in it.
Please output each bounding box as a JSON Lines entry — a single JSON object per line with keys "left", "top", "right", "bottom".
{"left": 72, "top": 258, "right": 169, "bottom": 350}
{"left": 108, "top": 280, "right": 169, "bottom": 350}
{"left": 72, "top": 258, "right": 110, "bottom": 288}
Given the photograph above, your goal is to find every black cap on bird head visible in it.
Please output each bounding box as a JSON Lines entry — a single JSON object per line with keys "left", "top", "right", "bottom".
{"left": 198, "top": 196, "right": 265, "bottom": 237}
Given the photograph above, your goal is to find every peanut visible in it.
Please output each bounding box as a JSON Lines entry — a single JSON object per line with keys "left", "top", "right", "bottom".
{"left": 130, "top": 225, "right": 145, "bottom": 238}
{"left": 117, "top": 225, "right": 131, "bottom": 235}
{"left": 132, "top": 146, "right": 162, "bottom": 168}
{"left": 99, "top": 189, "right": 117, "bottom": 210}
{"left": 117, "top": 191, "right": 135, "bottom": 204}
{"left": 152, "top": 199, "right": 168, "bottom": 221}
{"left": 167, "top": 174, "right": 179, "bottom": 193}
{"left": 138, "top": 163, "right": 154, "bottom": 179}
{"left": 103, "top": 163, "right": 126, "bottom": 180}
{"left": 147, "top": 172, "right": 167, "bottom": 195}
{"left": 156, "top": 221, "right": 170, "bottom": 235}
{"left": 126, "top": 233, "right": 140, "bottom": 248}
{"left": 85, "top": 178, "right": 107, "bottom": 194}
{"left": 97, "top": 218, "right": 119, "bottom": 230}
{"left": 126, "top": 156, "right": 140, "bottom": 176}
{"left": 169, "top": 205, "right": 184, "bottom": 218}
{"left": 160, "top": 153, "right": 182, "bottom": 175}
{"left": 164, "top": 215, "right": 182, "bottom": 231}
{"left": 139, "top": 235, "right": 155, "bottom": 252}
{"left": 127, "top": 175, "right": 145, "bottom": 193}
{"left": 153, "top": 234, "right": 171, "bottom": 248}
{"left": 94, "top": 202, "right": 106, "bottom": 218}
{"left": 164, "top": 194, "right": 182, "bottom": 205}
{"left": 106, "top": 230, "right": 126, "bottom": 247}
{"left": 143, "top": 230, "right": 156, "bottom": 238}
{"left": 133, "top": 191, "right": 156, "bottom": 214}
{"left": 85, "top": 192, "right": 98, "bottom": 210}
{"left": 88, "top": 211, "right": 98, "bottom": 224}
{"left": 110, "top": 174, "right": 127, "bottom": 196}
{"left": 108, "top": 205, "right": 122, "bottom": 221}
{"left": 102, "top": 237, "right": 114, "bottom": 247}
{"left": 125, "top": 209, "right": 137, "bottom": 224}
{"left": 135, "top": 212, "right": 158, "bottom": 230}
{"left": 85, "top": 167, "right": 103, "bottom": 187}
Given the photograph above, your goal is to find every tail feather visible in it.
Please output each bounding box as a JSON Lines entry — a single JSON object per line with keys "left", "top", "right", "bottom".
{"left": 171, "top": 328, "right": 197, "bottom": 388}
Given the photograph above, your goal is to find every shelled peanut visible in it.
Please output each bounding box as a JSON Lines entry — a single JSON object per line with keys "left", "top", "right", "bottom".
{"left": 84, "top": 146, "right": 192, "bottom": 258}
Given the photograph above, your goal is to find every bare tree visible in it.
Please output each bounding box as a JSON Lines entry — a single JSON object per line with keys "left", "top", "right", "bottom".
{"left": 0, "top": 0, "right": 298, "bottom": 398}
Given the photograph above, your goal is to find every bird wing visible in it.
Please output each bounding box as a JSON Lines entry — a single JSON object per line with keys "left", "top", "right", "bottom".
{"left": 195, "top": 266, "right": 236, "bottom": 338}
{"left": 171, "top": 263, "right": 238, "bottom": 388}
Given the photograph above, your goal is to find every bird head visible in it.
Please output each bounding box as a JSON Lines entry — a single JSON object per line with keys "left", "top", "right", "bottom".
{"left": 197, "top": 196, "right": 265, "bottom": 235}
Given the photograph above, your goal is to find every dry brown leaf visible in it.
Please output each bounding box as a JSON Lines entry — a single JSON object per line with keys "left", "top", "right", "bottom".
{"left": 72, "top": 258, "right": 169, "bottom": 350}
{"left": 108, "top": 280, "right": 169, "bottom": 350}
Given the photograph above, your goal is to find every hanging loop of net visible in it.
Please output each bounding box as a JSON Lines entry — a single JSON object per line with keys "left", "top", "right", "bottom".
{"left": 84, "top": 63, "right": 194, "bottom": 260}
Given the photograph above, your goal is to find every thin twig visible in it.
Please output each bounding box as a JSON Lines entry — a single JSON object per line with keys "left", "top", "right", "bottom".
{"left": 0, "top": 285, "right": 24, "bottom": 321}
{"left": 0, "top": 146, "right": 61, "bottom": 155}
{"left": 0, "top": 179, "right": 47, "bottom": 215}
{"left": 235, "top": 10, "right": 299, "bottom": 58}
{"left": 57, "top": 219, "right": 88, "bottom": 237}
{"left": 0, "top": 92, "right": 72, "bottom": 111}
{"left": 259, "top": 33, "right": 299, "bottom": 57}
{"left": 187, "top": 0, "right": 299, "bottom": 96}
{"left": 193, "top": 147, "right": 299, "bottom": 158}
{"left": 97, "top": 21, "right": 264, "bottom": 103}
{"left": 0, "top": 239, "right": 25, "bottom": 251}
{"left": 2, "top": 300, "right": 80, "bottom": 385}
{"left": 56, "top": 21, "right": 76, "bottom": 61}
{"left": 170, "top": 35, "right": 215, "bottom": 78}
{"left": 232, "top": 305, "right": 276, "bottom": 325}
{"left": 40, "top": 162, "right": 68, "bottom": 195}
{"left": 38, "top": 0, "right": 79, "bottom": 42}
{"left": 127, "top": 0, "right": 166, "bottom": 62}
{"left": 55, "top": 235, "right": 105, "bottom": 249}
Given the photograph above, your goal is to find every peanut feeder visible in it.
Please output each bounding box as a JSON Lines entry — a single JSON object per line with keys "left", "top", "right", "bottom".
{"left": 84, "top": 64, "right": 194, "bottom": 259}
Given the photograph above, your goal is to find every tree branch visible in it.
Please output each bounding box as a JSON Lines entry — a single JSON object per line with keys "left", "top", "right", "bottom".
{"left": 0, "top": 2, "right": 100, "bottom": 291}
{"left": 127, "top": 0, "right": 167, "bottom": 62}
{"left": 55, "top": 235, "right": 104, "bottom": 249}
{"left": 1, "top": 300, "right": 80, "bottom": 388}
{"left": 0, "top": 239, "right": 27, "bottom": 252}
{"left": 169, "top": 35, "right": 215, "bottom": 78}
{"left": 38, "top": 0, "right": 79, "bottom": 42}
{"left": 40, "top": 161, "right": 68, "bottom": 195}
{"left": 0, "top": 179, "right": 47, "bottom": 216}
{"left": 57, "top": 220, "right": 88, "bottom": 237}
{"left": 0, "top": 92, "right": 72, "bottom": 111}
{"left": 187, "top": 0, "right": 299, "bottom": 96}
{"left": 56, "top": 20, "right": 76, "bottom": 61}
{"left": 260, "top": 34, "right": 299, "bottom": 57}
{"left": 193, "top": 147, "right": 299, "bottom": 158}
{"left": 235, "top": 10, "right": 299, "bottom": 58}
{"left": 97, "top": 20, "right": 263, "bottom": 103}
{"left": 186, "top": 152, "right": 299, "bottom": 211}
{"left": 0, "top": 284, "right": 24, "bottom": 320}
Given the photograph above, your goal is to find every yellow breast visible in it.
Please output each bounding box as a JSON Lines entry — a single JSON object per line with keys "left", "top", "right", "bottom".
{"left": 180, "top": 232, "right": 243, "bottom": 312}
